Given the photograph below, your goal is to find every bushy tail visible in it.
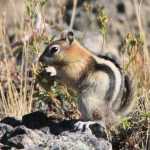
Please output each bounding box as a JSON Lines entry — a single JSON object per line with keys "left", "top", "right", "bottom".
{"left": 118, "top": 74, "right": 134, "bottom": 115}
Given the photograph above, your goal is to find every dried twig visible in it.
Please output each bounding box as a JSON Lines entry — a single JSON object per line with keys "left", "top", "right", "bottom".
{"left": 69, "top": 0, "right": 78, "bottom": 29}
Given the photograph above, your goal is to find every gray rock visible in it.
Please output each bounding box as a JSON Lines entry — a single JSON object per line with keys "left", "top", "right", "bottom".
{"left": 1, "top": 117, "right": 22, "bottom": 127}
{"left": 0, "top": 114, "right": 112, "bottom": 150}
{"left": 0, "top": 125, "right": 50, "bottom": 149}
{"left": 0, "top": 123, "right": 13, "bottom": 139}
{"left": 22, "top": 111, "right": 49, "bottom": 129}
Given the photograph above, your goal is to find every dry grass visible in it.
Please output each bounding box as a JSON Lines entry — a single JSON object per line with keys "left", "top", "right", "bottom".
{"left": 0, "top": 26, "right": 34, "bottom": 118}
{"left": 0, "top": 1, "right": 35, "bottom": 118}
{"left": 0, "top": 50, "right": 34, "bottom": 118}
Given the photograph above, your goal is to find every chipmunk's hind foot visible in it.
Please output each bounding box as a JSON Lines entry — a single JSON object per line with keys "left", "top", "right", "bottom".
{"left": 74, "top": 121, "right": 108, "bottom": 139}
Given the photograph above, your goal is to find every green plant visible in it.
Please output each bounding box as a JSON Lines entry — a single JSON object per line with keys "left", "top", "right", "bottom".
{"left": 97, "top": 7, "right": 109, "bottom": 37}
{"left": 120, "top": 116, "right": 132, "bottom": 130}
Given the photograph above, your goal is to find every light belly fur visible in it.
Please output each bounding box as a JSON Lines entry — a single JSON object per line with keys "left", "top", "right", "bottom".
{"left": 78, "top": 71, "right": 110, "bottom": 120}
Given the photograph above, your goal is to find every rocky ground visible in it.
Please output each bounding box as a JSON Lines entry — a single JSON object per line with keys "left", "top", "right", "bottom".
{"left": 0, "top": 111, "right": 112, "bottom": 150}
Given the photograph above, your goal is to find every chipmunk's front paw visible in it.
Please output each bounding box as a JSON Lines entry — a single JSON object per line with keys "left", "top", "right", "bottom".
{"left": 74, "top": 121, "right": 108, "bottom": 139}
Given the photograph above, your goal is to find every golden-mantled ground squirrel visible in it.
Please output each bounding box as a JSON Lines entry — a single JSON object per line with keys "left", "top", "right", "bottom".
{"left": 39, "top": 30, "right": 133, "bottom": 131}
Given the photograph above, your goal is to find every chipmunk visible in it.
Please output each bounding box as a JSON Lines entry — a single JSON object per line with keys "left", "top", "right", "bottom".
{"left": 39, "top": 30, "right": 133, "bottom": 131}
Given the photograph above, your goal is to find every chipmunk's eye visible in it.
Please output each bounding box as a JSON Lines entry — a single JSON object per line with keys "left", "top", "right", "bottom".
{"left": 49, "top": 45, "right": 60, "bottom": 55}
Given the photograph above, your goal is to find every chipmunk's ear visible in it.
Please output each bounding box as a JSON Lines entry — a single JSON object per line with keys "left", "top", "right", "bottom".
{"left": 67, "top": 31, "right": 74, "bottom": 44}
{"left": 60, "top": 30, "right": 74, "bottom": 44}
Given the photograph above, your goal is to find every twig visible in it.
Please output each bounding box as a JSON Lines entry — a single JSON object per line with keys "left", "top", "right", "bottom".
{"left": 69, "top": 0, "right": 78, "bottom": 29}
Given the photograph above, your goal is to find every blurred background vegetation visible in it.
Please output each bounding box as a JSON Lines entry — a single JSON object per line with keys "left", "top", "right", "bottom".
{"left": 0, "top": 0, "right": 149, "bottom": 149}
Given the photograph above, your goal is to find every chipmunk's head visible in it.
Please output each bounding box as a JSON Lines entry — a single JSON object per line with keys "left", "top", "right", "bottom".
{"left": 39, "top": 30, "right": 75, "bottom": 66}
